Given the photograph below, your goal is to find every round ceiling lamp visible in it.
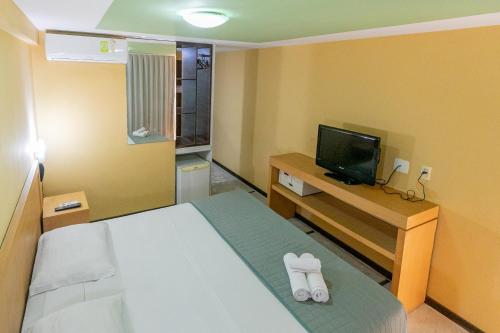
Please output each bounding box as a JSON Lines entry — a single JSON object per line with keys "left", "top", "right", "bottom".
{"left": 182, "top": 10, "right": 229, "bottom": 28}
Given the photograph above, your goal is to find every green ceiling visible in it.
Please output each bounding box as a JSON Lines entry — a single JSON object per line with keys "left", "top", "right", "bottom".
{"left": 128, "top": 42, "right": 176, "bottom": 55}
{"left": 98, "top": 0, "right": 500, "bottom": 43}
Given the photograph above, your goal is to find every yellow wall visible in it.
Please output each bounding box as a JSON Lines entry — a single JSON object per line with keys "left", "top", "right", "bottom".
{"left": 214, "top": 26, "right": 500, "bottom": 331}
{"left": 31, "top": 35, "right": 176, "bottom": 221}
{"left": 213, "top": 50, "right": 258, "bottom": 177}
{"left": 0, "top": 2, "right": 38, "bottom": 245}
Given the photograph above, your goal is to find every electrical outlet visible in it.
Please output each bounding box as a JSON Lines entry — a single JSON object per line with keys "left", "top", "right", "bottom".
{"left": 394, "top": 158, "right": 410, "bottom": 174}
{"left": 420, "top": 166, "right": 432, "bottom": 181}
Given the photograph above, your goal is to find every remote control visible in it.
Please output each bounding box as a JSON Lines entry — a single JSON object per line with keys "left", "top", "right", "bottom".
{"left": 55, "top": 200, "right": 81, "bottom": 212}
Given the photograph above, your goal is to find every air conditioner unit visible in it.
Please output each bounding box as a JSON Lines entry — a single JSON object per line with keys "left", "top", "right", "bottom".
{"left": 45, "top": 33, "right": 128, "bottom": 64}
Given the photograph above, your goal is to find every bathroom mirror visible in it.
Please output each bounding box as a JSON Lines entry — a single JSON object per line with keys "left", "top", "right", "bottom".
{"left": 126, "top": 41, "right": 176, "bottom": 144}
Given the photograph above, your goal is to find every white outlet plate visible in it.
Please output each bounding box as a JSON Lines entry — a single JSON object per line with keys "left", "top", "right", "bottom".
{"left": 420, "top": 166, "right": 432, "bottom": 181}
{"left": 394, "top": 158, "right": 410, "bottom": 174}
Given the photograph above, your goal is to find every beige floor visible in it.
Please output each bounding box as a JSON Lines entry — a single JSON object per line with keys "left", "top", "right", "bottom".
{"left": 211, "top": 163, "right": 470, "bottom": 333}
{"left": 408, "top": 305, "right": 467, "bottom": 333}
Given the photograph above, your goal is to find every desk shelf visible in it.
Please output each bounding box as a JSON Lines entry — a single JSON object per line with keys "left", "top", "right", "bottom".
{"left": 272, "top": 184, "right": 397, "bottom": 260}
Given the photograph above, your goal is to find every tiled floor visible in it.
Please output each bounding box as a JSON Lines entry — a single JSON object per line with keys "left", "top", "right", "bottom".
{"left": 210, "top": 163, "right": 468, "bottom": 333}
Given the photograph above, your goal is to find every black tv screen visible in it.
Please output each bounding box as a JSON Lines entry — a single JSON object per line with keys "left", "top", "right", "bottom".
{"left": 316, "top": 125, "right": 380, "bottom": 185}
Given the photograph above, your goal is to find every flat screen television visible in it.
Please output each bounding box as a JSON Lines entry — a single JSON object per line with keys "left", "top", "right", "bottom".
{"left": 316, "top": 125, "right": 381, "bottom": 185}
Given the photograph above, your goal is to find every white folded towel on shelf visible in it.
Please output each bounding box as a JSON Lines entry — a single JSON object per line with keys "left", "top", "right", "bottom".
{"left": 301, "top": 253, "right": 329, "bottom": 303}
{"left": 132, "top": 127, "right": 150, "bottom": 137}
{"left": 132, "top": 127, "right": 146, "bottom": 136}
{"left": 283, "top": 253, "right": 311, "bottom": 302}
{"left": 135, "top": 130, "right": 150, "bottom": 138}
{"left": 287, "top": 256, "right": 322, "bottom": 273}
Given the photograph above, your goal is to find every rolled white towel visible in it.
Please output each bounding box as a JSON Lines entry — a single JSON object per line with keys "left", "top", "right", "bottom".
{"left": 301, "top": 253, "right": 329, "bottom": 303}
{"left": 132, "top": 127, "right": 146, "bottom": 136}
{"left": 287, "top": 257, "right": 321, "bottom": 273}
{"left": 283, "top": 253, "right": 311, "bottom": 302}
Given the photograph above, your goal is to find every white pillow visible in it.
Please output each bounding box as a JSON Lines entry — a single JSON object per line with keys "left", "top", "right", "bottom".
{"left": 29, "top": 223, "right": 116, "bottom": 296}
{"left": 30, "top": 295, "right": 127, "bottom": 333}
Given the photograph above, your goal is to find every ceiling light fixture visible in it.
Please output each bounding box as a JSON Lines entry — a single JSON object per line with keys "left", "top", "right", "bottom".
{"left": 182, "top": 10, "right": 229, "bottom": 28}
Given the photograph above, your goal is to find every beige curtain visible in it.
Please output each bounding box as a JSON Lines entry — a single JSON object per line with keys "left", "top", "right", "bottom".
{"left": 127, "top": 54, "right": 175, "bottom": 139}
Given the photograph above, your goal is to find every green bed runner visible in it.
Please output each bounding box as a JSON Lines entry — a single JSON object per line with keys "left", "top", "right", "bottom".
{"left": 192, "top": 190, "right": 407, "bottom": 333}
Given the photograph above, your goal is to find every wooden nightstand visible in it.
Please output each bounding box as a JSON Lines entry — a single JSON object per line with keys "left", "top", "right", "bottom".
{"left": 43, "top": 191, "right": 90, "bottom": 232}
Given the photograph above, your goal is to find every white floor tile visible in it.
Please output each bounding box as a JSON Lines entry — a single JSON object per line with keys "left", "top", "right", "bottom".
{"left": 211, "top": 164, "right": 253, "bottom": 195}
{"left": 408, "top": 304, "right": 468, "bottom": 333}
{"left": 287, "top": 217, "right": 314, "bottom": 233}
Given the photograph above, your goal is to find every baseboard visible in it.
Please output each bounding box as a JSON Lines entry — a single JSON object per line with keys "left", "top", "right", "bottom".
{"left": 213, "top": 159, "right": 483, "bottom": 333}
{"left": 424, "top": 297, "right": 484, "bottom": 333}
{"left": 212, "top": 160, "right": 267, "bottom": 197}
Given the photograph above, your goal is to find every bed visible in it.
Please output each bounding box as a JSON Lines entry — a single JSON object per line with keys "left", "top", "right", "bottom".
{"left": 2, "top": 166, "right": 406, "bottom": 333}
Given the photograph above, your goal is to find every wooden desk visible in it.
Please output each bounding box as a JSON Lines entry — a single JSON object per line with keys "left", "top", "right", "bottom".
{"left": 267, "top": 153, "right": 439, "bottom": 311}
{"left": 43, "top": 191, "right": 90, "bottom": 232}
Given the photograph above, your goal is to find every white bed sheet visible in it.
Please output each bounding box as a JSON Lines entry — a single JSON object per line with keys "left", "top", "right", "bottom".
{"left": 23, "top": 203, "right": 307, "bottom": 333}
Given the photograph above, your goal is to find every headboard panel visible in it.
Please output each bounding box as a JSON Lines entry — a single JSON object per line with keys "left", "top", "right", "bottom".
{"left": 0, "top": 163, "right": 42, "bottom": 333}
